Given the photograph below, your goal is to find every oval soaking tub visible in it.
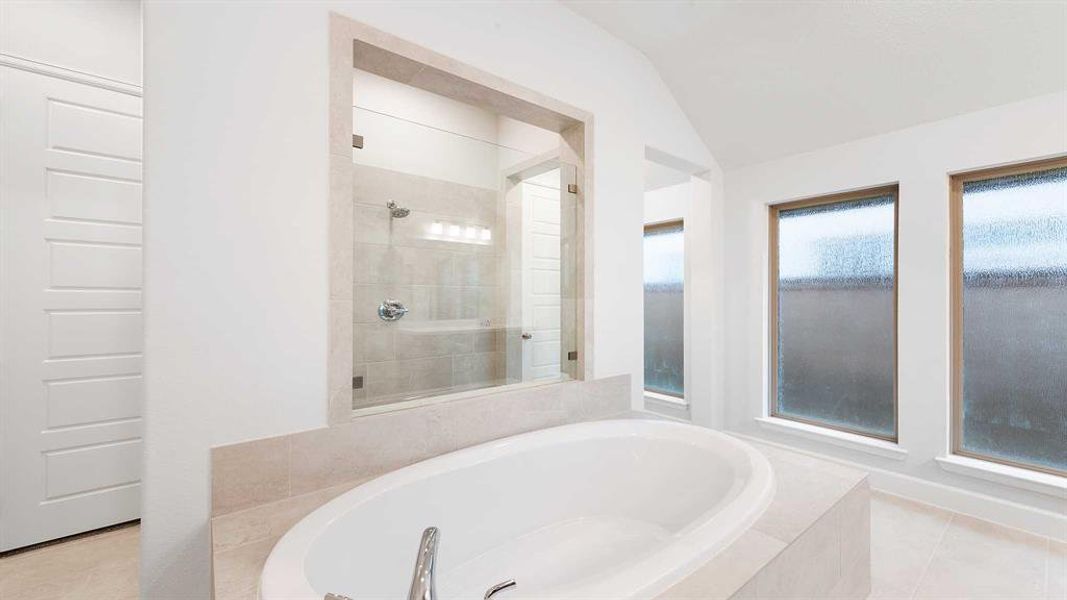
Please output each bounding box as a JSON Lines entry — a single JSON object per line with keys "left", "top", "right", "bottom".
{"left": 260, "top": 419, "right": 775, "bottom": 600}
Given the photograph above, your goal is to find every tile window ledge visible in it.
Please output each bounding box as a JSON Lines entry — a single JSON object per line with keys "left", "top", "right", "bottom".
{"left": 755, "top": 416, "right": 908, "bottom": 461}
{"left": 644, "top": 390, "right": 687, "bottom": 407}
{"left": 935, "top": 455, "right": 1067, "bottom": 498}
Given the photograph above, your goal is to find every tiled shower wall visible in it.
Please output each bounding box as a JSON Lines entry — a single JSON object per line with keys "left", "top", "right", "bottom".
{"left": 352, "top": 163, "right": 513, "bottom": 408}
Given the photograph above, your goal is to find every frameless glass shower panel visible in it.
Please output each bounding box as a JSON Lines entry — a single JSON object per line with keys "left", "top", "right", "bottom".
{"left": 960, "top": 167, "right": 1067, "bottom": 472}
{"left": 350, "top": 100, "right": 578, "bottom": 410}
{"left": 775, "top": 195, "right": 896, "bottom": 438}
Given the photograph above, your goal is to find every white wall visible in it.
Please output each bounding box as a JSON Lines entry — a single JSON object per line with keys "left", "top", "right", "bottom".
{"left": 645, "top": 180, "right": 689, "bottom": 224}
{"left": 642, "top": 173, "right": 725, "bottom": 430}
{"left": 723, "top": 92, "right": 1067, "bottom": 526}
{"left": 0, "top": 0, "right": 141, "bottom": 86}
{"left": 141, "top": 1, "right": 715, "bottom": 595}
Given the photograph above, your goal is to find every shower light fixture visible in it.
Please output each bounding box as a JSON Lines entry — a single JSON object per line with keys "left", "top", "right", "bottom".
{"left": 427, "top": 220, "right": 492, "bottom": 244}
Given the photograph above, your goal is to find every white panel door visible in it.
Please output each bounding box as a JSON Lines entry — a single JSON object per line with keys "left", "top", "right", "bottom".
{"left": 520, "top": 173, "right": 562, "bottom": 381}
{"left": 0, "top": 67, "right": 143, "bottom": 551}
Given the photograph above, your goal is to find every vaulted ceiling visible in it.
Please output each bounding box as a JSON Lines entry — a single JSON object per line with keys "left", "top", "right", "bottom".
{"left": 564, "top": 1, "right": 1067, "bottom": 167}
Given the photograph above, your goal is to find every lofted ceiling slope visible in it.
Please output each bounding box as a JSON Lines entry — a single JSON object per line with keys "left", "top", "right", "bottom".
{"left": 563, "top": 1, "right": 1067, "bottom": 167}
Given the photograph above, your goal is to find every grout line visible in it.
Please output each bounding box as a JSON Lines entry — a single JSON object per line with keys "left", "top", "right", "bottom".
{"left": 909, "top": 512, "right": 954, "bottom": 598}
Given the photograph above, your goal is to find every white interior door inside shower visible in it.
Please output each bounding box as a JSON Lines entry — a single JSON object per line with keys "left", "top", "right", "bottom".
{"left": 521, "top": 171, "right": 563, "bottom": 381}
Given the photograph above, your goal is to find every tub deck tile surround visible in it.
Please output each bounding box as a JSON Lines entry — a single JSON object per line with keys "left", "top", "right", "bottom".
{"left": 659, "top": 439, "right": 871, "bottom": 600}
{"left": 210, "top": 375, "right": 631, "bottom": 598}
{"left": 210, "top": 398, "right": 871, "bottom": 600}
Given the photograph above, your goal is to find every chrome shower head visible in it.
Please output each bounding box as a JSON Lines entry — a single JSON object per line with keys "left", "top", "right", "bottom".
{"left": 386, "top": 200, "right": 410, "bottom": 219}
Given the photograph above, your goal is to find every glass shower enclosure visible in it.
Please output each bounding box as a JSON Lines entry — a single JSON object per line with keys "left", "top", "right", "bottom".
{"left": 350, "top": 71, "right": 579, "bottom": 410}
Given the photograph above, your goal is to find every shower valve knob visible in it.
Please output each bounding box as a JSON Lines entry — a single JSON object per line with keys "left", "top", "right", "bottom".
{"left": 378, "top": 299, "right": 409, "bottom": 321}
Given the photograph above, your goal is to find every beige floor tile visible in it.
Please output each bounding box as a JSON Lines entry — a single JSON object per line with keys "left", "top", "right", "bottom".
{"left": 0, "top": 524, "right": 139, "bottom": 600}
{"left": 914, "top": 514, "right": 1049, "bottom": 599}
{"left": 1048, "top": 540, "right": 1066, "bottom": 600}
{"left": 869, "top": 578, "right": 918, "bottom": 599}
{"left": 869, "top": 491, "right": 953, "bottom": 598}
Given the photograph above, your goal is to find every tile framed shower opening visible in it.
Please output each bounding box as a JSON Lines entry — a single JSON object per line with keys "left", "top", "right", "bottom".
{"left": 328, "top": 16, "right": 594, "bottom": 422}
{"left": 350, "top": 100, "right": 579, "bottom": 409}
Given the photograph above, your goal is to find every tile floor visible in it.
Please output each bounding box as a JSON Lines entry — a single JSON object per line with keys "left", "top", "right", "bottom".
{"left": 0, "top": 523, "right": 138, "bottom": 600}
{"left": 0, "top": 492, "right": 1062, "bottom": 599}
{"left": 869, "top": 491, "right": 1064, "bottom": 600}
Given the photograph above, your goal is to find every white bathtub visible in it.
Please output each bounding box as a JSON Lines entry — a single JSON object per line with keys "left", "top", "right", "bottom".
{"left": 260, "top": 419, "right": 775, "bottom": 600}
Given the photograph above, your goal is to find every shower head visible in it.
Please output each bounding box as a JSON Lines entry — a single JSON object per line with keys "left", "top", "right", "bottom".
{"left": 386, "top": 200, "right": 410, "bottom": 218}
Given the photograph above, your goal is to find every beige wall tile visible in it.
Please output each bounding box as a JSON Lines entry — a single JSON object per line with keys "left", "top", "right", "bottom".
{"left": 329, "top": 155, "right": 354, "bottom": 300}
{"left": 355, "top": 244, "right": 456, "bottom": 287}
{"left": 212, "top": 482, "right": 361, "bottom": 553}
{"left": 328, "top": 386, "right": 354, "bottom": 424}
{"left": 423, "top": 393, "right": 506, "bottom": 451}
{"left": 213, "top": 374, "right": 632, "bottom": 528}
{"left": 914, "top": 514, "right": 1049, "bottom": 598}
{"left": 838, "top": 481, "right": 871, "bottom": 574}
{"left": 354, "top": 283, "right": 414, "bottom": 323}
{"left": 329, "top": 297, "right": 354, "bottom": 393}
{"left": 473, "top": 328, "right": 505, "bottom": 353}
{"left": 396, "top": 331, "right": 473, "bottom": 361}
{"left": 833, "top": 483, "right": 872, "bottom": 599}
{"left": 828, "top": 556, "right": 872, "bottom": 600}
{"left": 659, "top": 529, "right": 786, "bottom": 600}
{"left": 573, "top": 375, "right": 631, "bottom": 419}
{"left": 365, "top": 355, "right": 454, "bottom": 399}
{"left": 454, "top": 253, "right": 497, "bottom": 286}
{"left": 729, "top": 578, "right": 758, "bottom": 599}
{"left": 353, "top": 202, "right": 391, "bottom": 245}
{"left": 287, "top": 427, "right": 338, "bottom": 496}
{"left": 755, "top": 497, "right": 843, "bottom": 598}
{"left": 212, "top": 436, "right": 290, "bottom": 516}
{"left": 354, "top": 321, "right": 395, "bottom": 363}
{"left": 290, "top": 409, "right": 443, "bottom": 496}
{"left": 452, "top": 351, "right": 504, "bottom": 386}
{"left": 352, "top": 38, "right": 424, "bottom": 84}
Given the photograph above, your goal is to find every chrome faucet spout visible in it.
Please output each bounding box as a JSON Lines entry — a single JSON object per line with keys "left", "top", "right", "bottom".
{"left": 407, "top": 527, "right": 439, "bottom": 600}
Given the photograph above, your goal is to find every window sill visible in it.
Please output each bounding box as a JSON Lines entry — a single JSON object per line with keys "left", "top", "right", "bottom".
{"left": 644, "top": 390, "right": 687, "bottom": 407}
{"left": 643, "top": 392, "right": 689, "bottom": 421}
{"left": 755, "top": 416, "right": 908, "bottom": 461}
{"left": 935, "top": 455, "right": 1067, "bottom": 498}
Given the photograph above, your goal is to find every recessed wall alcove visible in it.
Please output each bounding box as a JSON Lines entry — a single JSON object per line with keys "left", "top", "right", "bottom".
{"left": 326, "top": 13, "right": 596, "bottom": 424}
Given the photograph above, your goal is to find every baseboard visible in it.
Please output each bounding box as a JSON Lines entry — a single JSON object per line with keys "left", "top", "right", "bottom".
{"left": 730, "top": 432, "right": 1067, "bottom": 542}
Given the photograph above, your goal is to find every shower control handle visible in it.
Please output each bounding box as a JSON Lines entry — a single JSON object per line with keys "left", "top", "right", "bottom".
{"left": 378, "top": 299, "right": 409, "bottom": 321}
{"left": 521, "top": 332, "right": 533, "bottom": 340}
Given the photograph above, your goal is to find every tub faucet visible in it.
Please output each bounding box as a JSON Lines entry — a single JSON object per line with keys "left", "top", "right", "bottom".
{"left": 407, "top": 527, "right": 439, "bottom": 600}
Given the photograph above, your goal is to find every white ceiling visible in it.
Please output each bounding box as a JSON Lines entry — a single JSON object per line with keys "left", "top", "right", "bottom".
{"left": 564, "top": 1, "right": 1067, "bottom": 167}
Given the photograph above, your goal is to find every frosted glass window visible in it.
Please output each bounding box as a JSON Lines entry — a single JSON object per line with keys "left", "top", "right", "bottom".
{"left": 957, "top": 165, "right": 1067, "bottom": 474}
{"left": 644, "top": 221, "right": 684, "bottom": 397}
{"left": 771, "top": 191, "right": 896, "bottom": 439}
